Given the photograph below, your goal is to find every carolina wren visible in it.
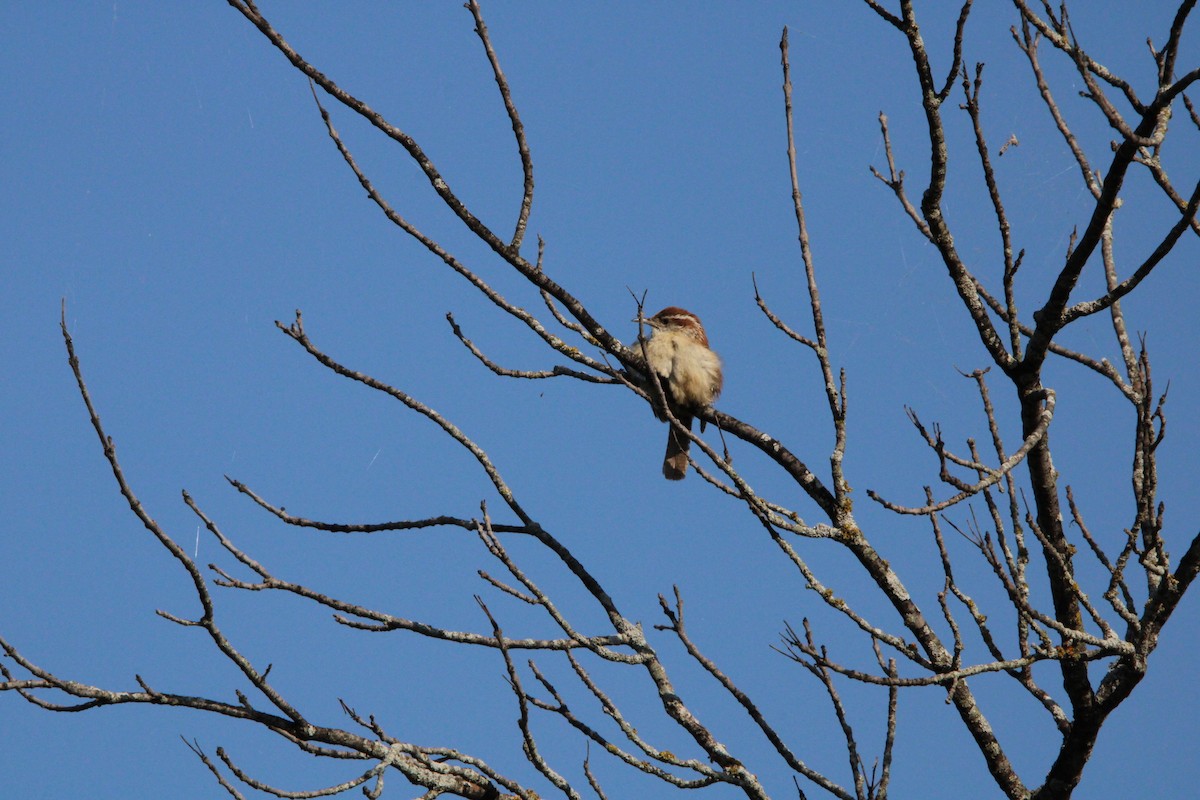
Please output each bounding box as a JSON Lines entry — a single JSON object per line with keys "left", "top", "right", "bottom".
{"left": 636, "top": 307, "right": 723, "bottom": 480}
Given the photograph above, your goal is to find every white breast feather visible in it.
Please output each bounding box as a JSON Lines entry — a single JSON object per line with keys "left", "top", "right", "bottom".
{"left": 645, "top": 330, "right": 722, "bottom": 408}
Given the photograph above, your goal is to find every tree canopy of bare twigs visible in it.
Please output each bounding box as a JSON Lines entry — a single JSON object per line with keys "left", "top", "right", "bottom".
{"left": 4, "top": 2, "right": 1200, "bottom": 799}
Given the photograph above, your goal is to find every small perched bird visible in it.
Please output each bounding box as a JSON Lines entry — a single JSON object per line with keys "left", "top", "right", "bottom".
{"left": 636, "top": 307, "right": 723, "bottom": 480}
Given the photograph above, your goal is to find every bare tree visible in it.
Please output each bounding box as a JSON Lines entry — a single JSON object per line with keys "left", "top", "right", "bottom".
{"left": 4, "top": 2, "right": 1199, "bottom": 799}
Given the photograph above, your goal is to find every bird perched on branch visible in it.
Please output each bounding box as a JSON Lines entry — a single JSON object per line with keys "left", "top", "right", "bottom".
{"left": 636, "top": 307, "right": 723, "bottom": 480}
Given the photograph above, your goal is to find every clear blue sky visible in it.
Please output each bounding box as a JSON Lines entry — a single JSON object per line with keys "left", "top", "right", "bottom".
{"left": 3, "top": 3, "right": 1198, "bottom": 798}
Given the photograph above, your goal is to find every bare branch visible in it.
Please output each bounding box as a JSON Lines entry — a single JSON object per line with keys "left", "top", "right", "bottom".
{"left": 1060, "top": 180, "right": 1200, "bottom": 323}
{"left": 304, "top": 81, "right": 620, "bottom": 378}
{"left": 182, "top": 739, "right": 248, "bottom": 800}
{"left": 868, "top": 389, "right": 1056, "bottom": 515}
{"left": 868, "top": 2, "right": 1016, "bottom": 371}
{"left": 938, "top": 1, "right": 975, "bottom": 101}
{"left": 869, "top": 112, "right": 933, "bottom": 240}
{"left": 477, "top": 598, "right": 581, "bottom": 800}
{"left": 960, "top": 61, "right": 1021, "bottom": 357}
{"left": 465, "top": 0, "right": 534, "bottom": 251}
{"left": 446, "top": 311, "right": 617, "bottom": 383}
{"left": 278, "top": 310, "right": 536, "bottom": 528}
{"left": 226, "top": 475, "right": 536, "bottom": 535}
{"left": 655, "top": 587, "right": 854, "bottom": 800}
{"left": 779, "top": 27, "right": 849, "bottom": 502}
